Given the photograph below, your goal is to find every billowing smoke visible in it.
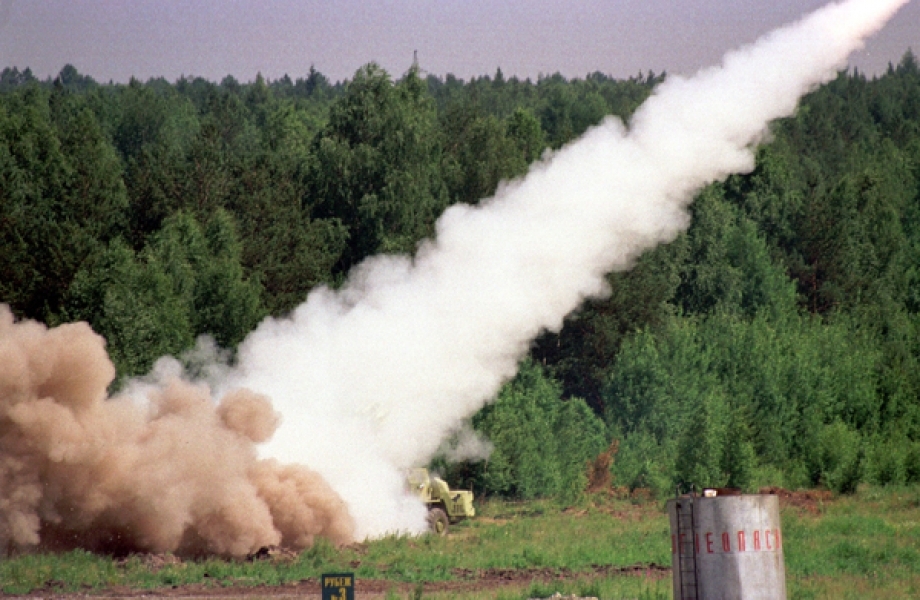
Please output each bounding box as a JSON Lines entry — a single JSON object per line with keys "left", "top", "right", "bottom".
{"left": 0, "top": 306, "right": 353, "bottom": 556}
{"left": 0, "top": 0, "right": 908, "bottom": 552}
{"left": 436, "top": 424, "right": 495, "bottom": 464}
{"left": 222, "top": 0, "right": 907, "bottom": 538}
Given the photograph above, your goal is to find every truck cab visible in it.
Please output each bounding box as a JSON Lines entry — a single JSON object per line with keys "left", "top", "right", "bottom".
{"left": 408, "top": 468, "right": 475, "bottom": 535}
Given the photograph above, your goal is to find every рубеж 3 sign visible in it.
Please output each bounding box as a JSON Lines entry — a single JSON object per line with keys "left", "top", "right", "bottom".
{"left": 322, "top": 573, "right": 354, "bottom": 600}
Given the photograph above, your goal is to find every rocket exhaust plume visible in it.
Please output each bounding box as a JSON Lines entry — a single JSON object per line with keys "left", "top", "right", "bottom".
{"left": 0, "top": 0, "right": 908, "bottom": 551}
{"left": 227, "top": 0, "right": 908, "bottom": 538}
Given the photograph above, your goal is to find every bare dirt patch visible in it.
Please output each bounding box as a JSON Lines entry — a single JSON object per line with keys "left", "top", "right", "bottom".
{"left": 759, "top": 487, "right": 834, "bottom": 514}
{"left": 9, "top": 563, "right": 669, "bottom": 600}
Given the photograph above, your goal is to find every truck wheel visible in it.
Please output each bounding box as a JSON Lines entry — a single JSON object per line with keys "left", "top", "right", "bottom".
{"left": 427, "top": 508, "right": 449, "bottom": 536}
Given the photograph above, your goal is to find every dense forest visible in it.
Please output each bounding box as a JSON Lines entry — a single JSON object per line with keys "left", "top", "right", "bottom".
{"left": 2, "top": 53, "right": 920, "bottom": 500}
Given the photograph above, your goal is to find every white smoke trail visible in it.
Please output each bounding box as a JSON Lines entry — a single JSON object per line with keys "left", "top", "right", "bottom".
{"left": 219, "top": 0, "right": 908, "bottom": 539}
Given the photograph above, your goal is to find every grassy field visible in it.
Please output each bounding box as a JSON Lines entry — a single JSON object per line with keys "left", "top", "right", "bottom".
{"left": 2, "top": 486, "right": 920, "bottom": 599}
{"left": 781, "top": 486, "right": 920, "bottom": 599}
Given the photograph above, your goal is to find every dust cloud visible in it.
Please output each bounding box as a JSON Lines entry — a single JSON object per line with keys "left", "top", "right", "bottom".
{"left": 0, "top": 305, "right": 353, "bottom": 556}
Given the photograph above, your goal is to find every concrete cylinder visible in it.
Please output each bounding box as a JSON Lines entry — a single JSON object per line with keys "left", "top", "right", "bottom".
{"left": 667, "top": 493, "right": 786, "bottom": 600}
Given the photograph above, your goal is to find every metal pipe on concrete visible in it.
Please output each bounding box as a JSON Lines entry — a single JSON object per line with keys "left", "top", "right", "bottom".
{"left": 667, "top": 491, "right": 786, "bottom": 600}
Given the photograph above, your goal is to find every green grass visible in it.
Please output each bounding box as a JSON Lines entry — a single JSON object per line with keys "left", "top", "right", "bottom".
{"left": 346, "top": 496, "right": 670, "bottom": 581}
{"left": 781, "top": 486, "right": 920, "bottom": 599}
{"left": 4, "top": 487, "right": 920, "bottom": 598}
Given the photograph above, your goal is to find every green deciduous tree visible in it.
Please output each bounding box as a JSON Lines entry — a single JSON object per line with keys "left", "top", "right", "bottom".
{"left": 440, "top": 102, "right": 533, "bottom": 206}
{"left": 307, "top": 64, "right": 448, "bottom": 274}
{"left": 65, "top": 211, "right": 264, "bottom": 378}
{"left": 534, "top": 240, "right": 685, "bottom": 413}
{"left": 112, "top": 79, "right": 200, "bottom": 245}
{"left": 472, "top": 361, "right": 606, "bottom": 501}
{"left": 0, "top": 86, "right": 127, "bottom": 322}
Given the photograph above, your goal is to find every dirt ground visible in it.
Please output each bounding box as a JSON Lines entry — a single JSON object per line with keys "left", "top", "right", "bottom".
{"left": 10, "top": 486, "right": 825, "bottom": 599}
{"left": 10, "top": 563, "right": 670, "bottom": 600}
{"left": 759, "top": 486, "right": 833, "bottom": 514}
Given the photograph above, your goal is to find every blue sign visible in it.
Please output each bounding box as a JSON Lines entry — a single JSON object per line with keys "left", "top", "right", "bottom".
{"left": 322, "top": 573, "right": 355, "bottom": 600}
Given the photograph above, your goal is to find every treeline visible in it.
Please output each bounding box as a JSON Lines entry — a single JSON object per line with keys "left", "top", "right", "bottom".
{"left": 1, "top": 54, "right": 919, "bottom": 498}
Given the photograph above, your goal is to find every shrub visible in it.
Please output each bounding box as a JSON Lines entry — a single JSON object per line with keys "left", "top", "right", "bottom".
{"left": 816, "top": 421, "right": 863, "bottom": 493}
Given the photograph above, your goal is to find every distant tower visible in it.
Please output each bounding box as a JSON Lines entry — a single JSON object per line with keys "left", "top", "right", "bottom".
{"left": 407, "top": 50, "right": 427, "bottom": 77}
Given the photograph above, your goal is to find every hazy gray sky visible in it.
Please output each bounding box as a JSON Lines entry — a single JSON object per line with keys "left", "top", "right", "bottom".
{"left": 0, "top": 0, "right": 917, "bottom": 83}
